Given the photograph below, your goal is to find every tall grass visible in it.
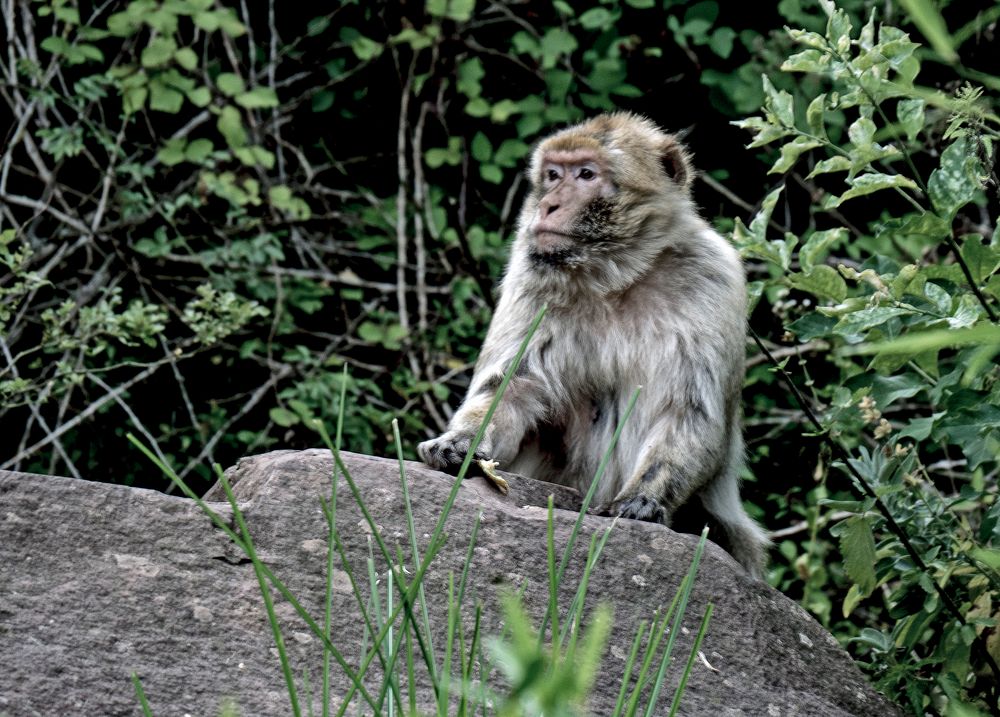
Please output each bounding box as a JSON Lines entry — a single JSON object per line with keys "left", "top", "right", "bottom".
{"left": 128, "top": 307, "right": 714, "bottom": 715}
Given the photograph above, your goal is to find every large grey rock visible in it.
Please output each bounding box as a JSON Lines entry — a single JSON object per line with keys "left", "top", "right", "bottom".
{"left": 0, "top": 450, "right": 899, "bottom": 716}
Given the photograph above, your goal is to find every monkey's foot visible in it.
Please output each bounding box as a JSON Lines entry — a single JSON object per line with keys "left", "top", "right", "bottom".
{"left": 615, "top": 495, "right": 668, "bottom": 524}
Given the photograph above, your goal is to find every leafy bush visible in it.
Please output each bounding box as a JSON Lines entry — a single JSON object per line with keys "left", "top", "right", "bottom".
{"left": 733, "top": 1, "right": 1000, "bottom": 711}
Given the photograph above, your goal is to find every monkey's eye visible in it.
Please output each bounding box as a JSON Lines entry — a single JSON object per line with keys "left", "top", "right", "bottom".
{"left": 577, "top": 167, "right": 595, "bottom": 180}
{"left": 546, "top": 169, "right": 560, "bottom": 182}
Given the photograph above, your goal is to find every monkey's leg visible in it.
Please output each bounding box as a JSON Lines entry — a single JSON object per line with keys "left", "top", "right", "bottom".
{"left": 611, "top": 417, "right": 725, "bottom": 528}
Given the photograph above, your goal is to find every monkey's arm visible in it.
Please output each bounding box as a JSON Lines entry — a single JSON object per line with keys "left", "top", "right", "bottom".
{"left": 418, "top": 302, "right": 551, "bottom": 474}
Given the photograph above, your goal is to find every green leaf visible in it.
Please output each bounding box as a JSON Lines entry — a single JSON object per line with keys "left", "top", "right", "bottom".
{"left": 471, "top": 132, "right": 492, "bottom": 163}
{"left": 480, "top": 164, "right": 503, "bottom": 184}
{"left": 833, "top": 306, "right": 909, "bottom": 338}
{"left": 425, "top": 138, "right": 461, "bottom": 169}
{"left": 216, "top": 72, "right": 245, "bottom": 97}
{"left": 494, "top": 139, "right": 530, "bottom": 168}
{"left": 787, "top": 313, "right": 837, "bottom": 341}
{"left": 969, "top": 547, "right": 1000, "bottom": 571}
{"left": 540, "top": 27, "right": 578, "bottom": 69}
{"left": 769, "top": 137, "right": 822, "bottom": 174}
{"left": 351, "top": 35, "right": 382, "bottom": 61}
{"left": 122, "top": 85, "right": 148, "bottom": 115}
{"left": 174, "top": 47, "right": 198, "bottom": 71}
{"left": 579, "top": 8, "right": 613, "bottom": 29}
{"left": 148, "top": 78, "right": 184, "bottom": 113}
{"left": 306, "top": 16, "right": 329, "bottom": 36}
{"left": 215, "top": 8, "right": 247, "bottom": 36}
{"left": 233, "top": 146, "right": 275, "bottom": 170}
{"left": 187, "top": 86, "right": 211, "bottom": 108}
{"left": 960, "top": 235, "right": 1000, "bottom": 284}
{"left": 928, "top": 137, "right": 981, "bottom": 221}
{"left": 490, "top": 99, "right": 519, "bottom": 123}
{"left": 897, "top": 415, "right": 939, "bottom": 441}
{"left": 896, "top": 99, "right": 925, "bottom": 141}
{"left": 806, "top": 156, "right": 851, "bottom": 178}
{"left": 157, "top": 138, "right": 186, "bottom": 166}
{"left": 54, "top": 5, "right": 80, "bottom": 24}
{"left": 456, "top": 58, "right": 484, "bottom": 98}
{"left": 827, "top": 173, "right": 920, "bottom": 207}
{"left": 184, "top": 138, "right": 214, "bottom": 163}
{"left": 40, "top": 36, "right": 70, "bottom": 56}
{"left": 140, "top": 37, "right": 177, "bottom": 68}
{"left": 708, "top": 26, "right": 736, "bottom": 58}
{"left": 762, "top": 75, "right": 794, "bottom": 127}
{"left": 805, "top": 94, "right": 827, "bottom": 139}
{"left": 270, "top": 407, "right": 300, "bottom": 427}
{"left": 311, "top": 90, "right": 333, "bottom": 112}
{"left": 465, "top": 97, "right": 490, "bottom": 117}
{"left": 193, "top": 10, "right": 220, "bottom": 32}
{"left": 236, "top": 87, "right": 279, "bottom": 109}
{"left": 826, "top": 4, "right": 853, "bottom": 52}
{"left": 924, "top": 280, "right": 952, "bottom": 314}
{"left": 426, "top": 0, "right": 474, "bottom": 20}
{"left": 781, "top": 48, "right": 829, "bottom": 74}
{"left": 788, "top": 265, "right": 847, "bottom": 302}
{"left": 839, "top": 515, "right": 877, "bottom": 597}
{"left": 868, "top": 374, "right": 924, "bottom": 407}
{"left": 847, "top": 116, "right": 876, "bottom": 150}
{"left": 893, "top": 212, "right": 951, "bottom": 240}
{"left": 800, "top": 228, "right": 847, "bottom": 271}
{"left": 217, "top": 106, "right": 247, "bottom": 148}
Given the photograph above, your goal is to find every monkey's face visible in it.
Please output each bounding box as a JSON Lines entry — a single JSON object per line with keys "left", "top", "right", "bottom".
{"left": 524, "top": 149, "right": 619, "bottom": 268}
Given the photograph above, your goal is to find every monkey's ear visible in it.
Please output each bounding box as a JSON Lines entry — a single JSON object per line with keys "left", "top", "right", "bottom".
{"left": 659, "top": 136, "right": 693, "bottom": 192}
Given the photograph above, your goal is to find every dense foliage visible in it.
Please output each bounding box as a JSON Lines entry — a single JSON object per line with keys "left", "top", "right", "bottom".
{"left": 1, "top": 0, "right": 998, "bottom": 713}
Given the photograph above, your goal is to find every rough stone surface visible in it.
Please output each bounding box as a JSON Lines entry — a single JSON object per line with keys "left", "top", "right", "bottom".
{"left": 0, "top": 450, "right": 900, "bottom": 716}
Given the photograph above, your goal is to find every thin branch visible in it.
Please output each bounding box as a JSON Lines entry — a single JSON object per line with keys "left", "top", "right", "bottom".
{"left": 0, "top": 362, "right": 166, "bottom": 470}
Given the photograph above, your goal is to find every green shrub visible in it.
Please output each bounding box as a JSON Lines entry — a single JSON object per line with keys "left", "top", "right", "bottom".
{"left": 733, "top": 2, "right": 999, "bottom": 711}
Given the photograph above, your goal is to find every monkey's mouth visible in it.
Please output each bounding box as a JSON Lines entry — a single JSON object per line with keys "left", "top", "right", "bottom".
{"left": 532, "top": 229, "right": 577, "bottom": 251}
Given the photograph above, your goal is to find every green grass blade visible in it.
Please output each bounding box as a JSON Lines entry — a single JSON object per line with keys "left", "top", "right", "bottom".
{"left": 392, "top": 418, "right": 438, "bottom": 674}
{"left": 439, "top": 572, "right": 457, "bottom": 717}
{"left": 216, "top": 466, "right": 301, "bottom": 717}
{"left": 125, "top": 434, "right": 381, "bottom": 713}
{"left": 132, "top": 672, "right": 153, "bottom": 717}
{"left": 302, "top": 667, "right": 315, "bottom": 717}
{"left": 611, "top": 620, "right": 648, "bottom": 717}
{"left": 624, "top": 595, "right": 679, "bottom": 717}
{"left": 320, "top": 305, "right": 546, "bottom": 710}
{"left": 323, "top": 365, "right": 348, "bottom": 717}
{"left": 667, "top": 603, "right": 714, "bottom": 717}
{"left": 538, "top": 386, "right": 641, "bottom": 643}
{"left": 642, "top": 527, "right": 710, "bottom": 717}
{"left": 546, "top": 495, "right": 560, "bottom": 647}
{"left": 456, "top": 511, "right": 482, "bottom": 610}
{"left": 315, "top": 424, "right": 437, "bottom": 688}
{"left": 898, "top": 0, "right": 958, "bottom": 63}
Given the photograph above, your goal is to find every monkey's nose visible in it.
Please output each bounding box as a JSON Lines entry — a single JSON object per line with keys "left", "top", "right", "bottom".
{"left": 545, "top": 204, "right": 559, "bottom": 217}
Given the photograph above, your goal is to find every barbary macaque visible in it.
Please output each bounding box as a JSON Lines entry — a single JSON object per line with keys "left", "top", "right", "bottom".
{"left": 418, "top": 113, "right": 769, "bottom": 578}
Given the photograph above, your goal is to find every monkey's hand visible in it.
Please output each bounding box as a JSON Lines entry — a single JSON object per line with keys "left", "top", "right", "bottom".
{"left": 417, "top": 431, "right": 492, "bottom": 475}
{"left": 614, "top": 494, "right": 669, "bottom": 525}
